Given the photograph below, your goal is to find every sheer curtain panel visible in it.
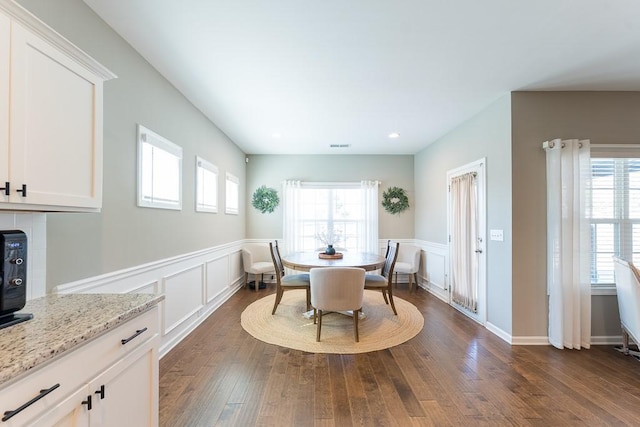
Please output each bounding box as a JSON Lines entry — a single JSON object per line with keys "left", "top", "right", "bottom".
{"left": 360, "top": 180, "right": 379, "bottom": 254}
{"left": 283, "top": 180, "right": 302, "bottom": 254}
{"left": 450, "top": 172, "right": 478, "bottom": 312}
{"left": 544, "top": 138, "right": 591, "bottom": 350}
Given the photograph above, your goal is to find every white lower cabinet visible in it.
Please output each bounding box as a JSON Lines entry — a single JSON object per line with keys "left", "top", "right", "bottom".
{"left": 0, "top": 307, "right": 159, "bottom": 427}
{"left": 88, "top": 342, "right": 158, "bottom": 427}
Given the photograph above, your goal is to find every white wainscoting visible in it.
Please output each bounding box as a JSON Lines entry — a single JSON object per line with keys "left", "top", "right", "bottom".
{"left": 54, "top": 240, "right": 246, "bottom": 357}
{"left": 413, "top": 239, "right": 448, "bottom": 303}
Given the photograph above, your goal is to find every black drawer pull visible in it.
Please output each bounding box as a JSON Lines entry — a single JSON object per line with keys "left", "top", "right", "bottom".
{"left": 2, "top": 383, "right": 60, "bottom": 422}
{"left": 121, "top": 327, "right": 148, "bottom": 345}
{"left": 95, "top": 384, "right": 105, "bottom": 399}
{"left": 81, "top": 395, "right": 92, "bottom": 411}
{"left": 0, "top": 182, "right": 8, "bottom": 196}
{"left": 16, "top": 184, "right": 27, "bottom": 198}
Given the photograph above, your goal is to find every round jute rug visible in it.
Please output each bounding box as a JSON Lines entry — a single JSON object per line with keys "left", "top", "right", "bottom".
{"left": 241, "top": 289, "right": 424, "bottom": 354}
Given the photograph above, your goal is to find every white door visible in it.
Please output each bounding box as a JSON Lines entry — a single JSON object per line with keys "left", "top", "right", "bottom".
{"left": 447, "top": 158, "right": 486, "bottom": 324}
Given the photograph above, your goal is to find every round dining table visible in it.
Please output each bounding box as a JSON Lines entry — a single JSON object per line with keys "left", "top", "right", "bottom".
{"left": 282, "top": 251, "right": 385, "bottom": 272}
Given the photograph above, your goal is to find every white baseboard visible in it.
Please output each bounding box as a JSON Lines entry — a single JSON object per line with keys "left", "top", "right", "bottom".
{"left": 511, "top": 335, "right": 550, "bottom": 345}
{"left": 419, "top": 281, "right": 448, "bottom": 303}
{"left": 486, "top": 322, "right": 513, "bottom": 344}
{"left": 591, "top": 335, "right": 623, "bottom": 345}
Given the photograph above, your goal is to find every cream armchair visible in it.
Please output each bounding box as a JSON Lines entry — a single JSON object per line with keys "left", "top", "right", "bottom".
{"left": 394, "top": 244, "right": 421, "bottom": 292}
{"left": 242, "top": 243, "right": 275, "bottom": 291}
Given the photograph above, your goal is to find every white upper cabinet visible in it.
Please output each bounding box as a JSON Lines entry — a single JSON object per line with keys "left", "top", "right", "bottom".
{"left": 0, "top": 1, "right": 116, "bottom": 212}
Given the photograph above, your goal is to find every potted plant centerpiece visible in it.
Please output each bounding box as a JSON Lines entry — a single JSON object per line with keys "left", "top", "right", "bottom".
{"left": 316, "top": 228, "right": 342, "bottom": 255}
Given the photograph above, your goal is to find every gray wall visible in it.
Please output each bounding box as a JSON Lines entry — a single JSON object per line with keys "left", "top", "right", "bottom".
{"left": 245, "top": 155, "right": 414, "bottom": 240}
{"left": 17, "top": 0, "right": 247, "bottom": 290}
{"left": 414, "top": 95, "right": 513, "bottom": 334}
{"left": 511, "top": 91, "right": 640, "bottom": 338}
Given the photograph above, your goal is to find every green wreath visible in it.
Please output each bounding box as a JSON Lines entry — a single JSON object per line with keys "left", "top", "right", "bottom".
{"left": 252, "top": 186, "right": 280, "bottom": 214}
{"left": 382, "top": 186, "right": 410, "bottom": 215}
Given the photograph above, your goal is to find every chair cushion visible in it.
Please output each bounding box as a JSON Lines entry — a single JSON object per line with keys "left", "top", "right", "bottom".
{"left": 394, "top": 261, "right": 414, "bottom": 274}
{"left": 364, "top": 274, "right": 387, "bottom": 288}
{"left": 281, "top": 273, "right": 310, "bottom": 287}
{"left": 246, "top": 261, "right": 275, "bottom": 274}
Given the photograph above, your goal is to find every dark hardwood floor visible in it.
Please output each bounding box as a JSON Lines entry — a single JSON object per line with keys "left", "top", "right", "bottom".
{"left": 159, "top": 284, "right": 640, "bottom": 426}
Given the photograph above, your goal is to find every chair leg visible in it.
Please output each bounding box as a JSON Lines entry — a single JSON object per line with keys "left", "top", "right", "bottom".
{"left": 408, "top": 273, "right": 413, "bottom": 293}
{"left": 305, "top": 288, "right": 311, "bottom": 311}
{"left": 353, "top": 309, "right": 359, "bottom": 342}
{"left": 388, "top": 287, "right": 398, "bottom": 315}
{"left": 413, "top": 273, "right": 418, "bottom": 291}
{"left": 316, "top": 310, "right": 323, "bottom": 342}
{"left": 381, "top": 289, "right": 389, "bottom": 305}
{"left": 271, "top": 288, "right": 284, "bottom": 315}
{"left": 394, "top": 272, "right": 398, "bottom": 288}
{"left": 244, "top": 272, "right": 249, "bottom": 289}
{"left": 313, "top": 308, "right": 317, "bottom": 324}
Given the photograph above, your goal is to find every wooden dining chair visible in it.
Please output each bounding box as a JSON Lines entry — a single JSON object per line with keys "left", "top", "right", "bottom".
{"left": 310, "top": 267, "right": 366, "bottom": 342}
{"left": 270, "top": 241, "right": 311, "bottom": 315}
{"left": 364, "top": 241, "right": 399, "bottom": 314}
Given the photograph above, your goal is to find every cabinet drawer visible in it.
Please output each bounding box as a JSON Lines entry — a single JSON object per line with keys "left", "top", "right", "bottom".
{"left": 0, "top": 306, "right": 159, "bottom": 426}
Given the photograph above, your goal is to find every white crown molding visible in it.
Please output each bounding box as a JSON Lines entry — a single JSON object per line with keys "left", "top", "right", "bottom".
{"left": 0, "top": 0, "right": 116, "bottom": 80}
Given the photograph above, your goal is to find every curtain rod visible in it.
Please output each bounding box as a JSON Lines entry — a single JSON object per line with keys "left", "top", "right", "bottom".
{"left": 282, "top": 181, "right": 381, "bottom": 187}
{"left": 592, "top": 144, "right": 640, "bottom": 148}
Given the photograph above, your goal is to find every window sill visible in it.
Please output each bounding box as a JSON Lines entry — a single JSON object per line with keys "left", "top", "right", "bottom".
{"left": 591, "top": 286, "right": 617, "bottom": 296}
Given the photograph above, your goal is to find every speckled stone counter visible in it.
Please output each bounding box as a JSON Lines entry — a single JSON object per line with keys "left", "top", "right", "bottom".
{"left": 0, "top": 293, "right": 164, "bottom": 387}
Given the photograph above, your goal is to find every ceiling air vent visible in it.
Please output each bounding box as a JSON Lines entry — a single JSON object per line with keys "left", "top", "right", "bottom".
{"left": 329, "top": 144, "right": 351, "bottom": 148}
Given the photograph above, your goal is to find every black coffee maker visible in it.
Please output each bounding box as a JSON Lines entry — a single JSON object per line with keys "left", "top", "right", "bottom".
{"left": 0, "top": 230, "right": 32, "bottom": 329}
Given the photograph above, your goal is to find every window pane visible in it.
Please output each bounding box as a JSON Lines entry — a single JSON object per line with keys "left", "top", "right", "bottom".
{"left": 152, "top": 148, "right": 180, "bottom": 202}
{"left": 137, "top": 125, "right": 182, "bottom": 210}
{"left": 590, "top": 157, "right": 640, "bottom": 285}
{"left": 225, "top": 173, "right": 239, "bottom": 214}
{"left": 591, "top": 189, "right": 614, "bottom": 218}
{"left": 196, "top": 157, "right": 218, "bottom": 212}
{"left": 293, "top": 187, "right": 363, "bottom": 252}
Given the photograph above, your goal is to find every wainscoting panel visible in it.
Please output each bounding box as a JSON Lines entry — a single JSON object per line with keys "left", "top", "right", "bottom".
{"left": 206, "top": 256, "right": 229, "bottom": 304}
{"left": 163, "top": 265, "right": 205, "bottom": 335}
{"left": 54, "top": 241, "right": 245, "bottom": 356}
{"left": 229, "top": 250, "right": 244, "bottom": 286}
{"left": 414, "top": 240, "right": 448, "bottom": 302}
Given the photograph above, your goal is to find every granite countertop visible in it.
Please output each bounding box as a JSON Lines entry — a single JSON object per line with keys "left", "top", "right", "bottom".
{"left": 0, "top": 293, "right": 164, "bottom": 387}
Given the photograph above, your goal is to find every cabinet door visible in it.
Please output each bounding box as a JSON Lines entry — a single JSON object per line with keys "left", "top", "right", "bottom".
{"left": 90, "top": 340, "right": 159, "bottom": 427}
{"left": 0, "top": 10, "right": 8, "bottom": 192}
{"left": 9, "top": 21, "right": 103, "bottom": 209}
{"left": 25, "top": 385, "right": 90, "bottom": 427}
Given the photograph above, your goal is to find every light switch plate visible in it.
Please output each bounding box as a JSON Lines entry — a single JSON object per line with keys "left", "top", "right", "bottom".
{"left": 490, "top": 229, "right": 504, "bottom": 241}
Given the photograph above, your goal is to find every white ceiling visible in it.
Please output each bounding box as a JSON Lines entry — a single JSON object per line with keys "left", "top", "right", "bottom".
{"left": 82, "top": 0, "right": 640, "bottom": 155}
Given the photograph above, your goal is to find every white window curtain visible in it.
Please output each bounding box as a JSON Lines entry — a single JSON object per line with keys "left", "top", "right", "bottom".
{"left": 450, "top": 172, "right": 478, "bottom": 312}
{"left": 360, "top": 180, "right": 379, "bottom": 254}
{"left": 283, "top": 180, "right": 302, "bottom": 254}
{"left": 543, "top": 138, "right": 591, "bottom": 350}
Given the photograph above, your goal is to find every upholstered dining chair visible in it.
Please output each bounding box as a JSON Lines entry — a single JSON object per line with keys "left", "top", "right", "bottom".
{"left": 270, "top": 241, "right": 311, "bottom": 314}
{"left": 612, "top": 257, "right": 640, "bottom": 359}
{"left": 310, "top": 267, "right": 366, "bottom": 342}
{"left": 242, "top": 243, "right": 275, "bottom": 291}
{"left": 394, "top": 244, "right": 421, "bottom": 292}
{"left": 364, "top": 241, "right": 399, "bottom": 314}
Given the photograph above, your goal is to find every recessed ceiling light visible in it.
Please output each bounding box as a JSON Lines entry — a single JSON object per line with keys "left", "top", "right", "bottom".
{"left": 272, "top": 133, "right": 282, "bottom": 139}
{"left": 388, "top": 132, "right": 400, "bottom": 139}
